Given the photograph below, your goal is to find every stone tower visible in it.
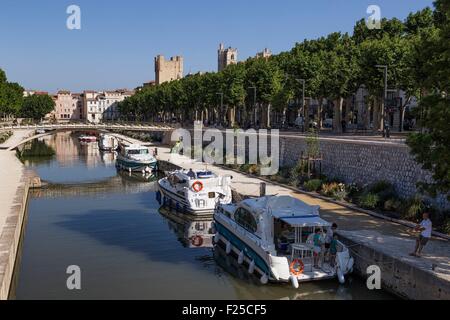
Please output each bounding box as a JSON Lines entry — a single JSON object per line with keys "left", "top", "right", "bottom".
{"left": 218, "top": 43, "right": 237, "bottom": 72}
{"left": 155, "top": 55, "right": 183, "bottom": 85}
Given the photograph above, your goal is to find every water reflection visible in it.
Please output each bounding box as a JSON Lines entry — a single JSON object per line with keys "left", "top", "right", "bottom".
{"left": 159, "top": 208, "right": 215, "bottom": 248}
{"left": 20, "top": 131, "right": 118, "bottom": 184}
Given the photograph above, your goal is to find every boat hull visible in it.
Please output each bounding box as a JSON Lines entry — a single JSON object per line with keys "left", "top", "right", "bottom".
{"left": 116, "top": 155, "right": 158, "bottom": 172}
{"left": 158, "top": 182, "right": 216, "bottom": 215}
{"left": 214, "top": 219, "right": 274, "bottom": 279}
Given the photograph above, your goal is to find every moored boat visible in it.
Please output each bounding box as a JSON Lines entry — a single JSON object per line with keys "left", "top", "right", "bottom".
{"left": 157, "top": 169, "right": 232, "bottom": 215}
{"left": 78, "top": 134, "right": 97, "bottom": 143}
{"left": 99, "top": 133, "right": 118, "bottom": 151}
{"left": 213, "top": 195, "right": 354, "bottom": 287}
{"left": 116, "top": 144, "right": 157, "bottom": 173}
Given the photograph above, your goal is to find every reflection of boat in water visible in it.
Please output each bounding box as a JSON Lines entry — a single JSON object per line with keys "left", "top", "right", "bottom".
{"left": 78, "top": 135, "right": 97, "bottom": 143}
{"left": 100, "top": 150, "right": 117, "bottom": 165}
{"left": 213, "top": 195, "right": 354, "bottom": 288}
{"left": 117, "top": 170, "right": 159, "bottom": 183}
{"left": 116, "top": 144, "right": 158, "bottom": 173}
{"left": 159, "top": 207, "right": 215, "bottom": 248}
{"left": 99, "top": 133, "right": 119, "bottom": 151}
{"left": 158, "top": 170, "right": 232, "bottom": 215}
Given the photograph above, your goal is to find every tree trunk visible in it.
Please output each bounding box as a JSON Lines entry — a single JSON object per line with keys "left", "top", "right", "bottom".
{"left": 372, "top": 97, "right": 380, "bottom": 133}
{"left": 333, "top": 98, "right": 343, "bottom": 133}
{"left": 317, "top": 98, "right": 324, "bottom": 129}
{"left": 304, "top": 100, "right": 310, "bottom": 132}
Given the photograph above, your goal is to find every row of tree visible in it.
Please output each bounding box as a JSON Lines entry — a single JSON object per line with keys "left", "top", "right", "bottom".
{"left": 0, "top": 69, "right": 55, "bottom": 120}
{"left": 118, "top": 4, "right": 442, "bottom": 133}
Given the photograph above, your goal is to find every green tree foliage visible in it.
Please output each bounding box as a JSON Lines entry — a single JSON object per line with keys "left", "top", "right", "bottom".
{"left": 407, "top": 0, "right": 450, "bottom": 200}
{"left": 0, "top": 68, "right": 24, "bottom": 116}
{"left": 20, "top": 94, "right": 55, "bottom": 119}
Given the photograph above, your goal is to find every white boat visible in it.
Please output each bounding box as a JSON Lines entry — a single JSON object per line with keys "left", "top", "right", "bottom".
{"left": 78, "top": 134, "right": 97, "bottom": 143}
{"left": 98, "top": 133, "right": 118, "bottom": 151}
{"left": 213, "top": 195, "right": 354, "bottom": 287}
{"left": 116, "top": 144, "right": 157, "bottom": 173}
{"left": 157, "top": 169, "right": 232, "bottom": 215}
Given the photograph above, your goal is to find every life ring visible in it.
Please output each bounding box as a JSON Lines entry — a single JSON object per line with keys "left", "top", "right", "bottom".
{"left": 290, "top": 259, "right": 304, "bottom": 276}
{"left": 192, "top": 181, "right": 203, "bottom": 192}
{"left": 191, "top": 235, "right": 203, "bottom": 247}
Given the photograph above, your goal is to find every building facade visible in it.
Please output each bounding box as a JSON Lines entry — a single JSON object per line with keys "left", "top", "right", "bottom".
{"left": 83, "top": 90, "right": 133, "bottom": 123}
{"left": 154, "top": 55, "right": 183, "bottom": 85}
{"left": 218, "top": 43, "right": 238, "bottom": 71}
{"left": 53, "top": 90, "right": 83, "bottom": 122}
{"left": 256, "top": 48, "right": 272, "bottom": 59}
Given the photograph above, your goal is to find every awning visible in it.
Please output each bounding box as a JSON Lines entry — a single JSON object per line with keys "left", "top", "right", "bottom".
{"left": 279, "top": 215, "right": 331, "bottom": 228}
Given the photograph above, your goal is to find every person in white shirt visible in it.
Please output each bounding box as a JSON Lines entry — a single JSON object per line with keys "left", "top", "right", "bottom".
{"left": 410, "top": 212, "right": 432, "bottom": 257}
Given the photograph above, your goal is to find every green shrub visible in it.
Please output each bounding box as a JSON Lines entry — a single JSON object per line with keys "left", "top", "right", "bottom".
{"left": 384, "top": 197, "right": 403, "bottom": 212}
{"left": 321, "top": 182, "right": 347, "bottom": 200}
{"left": 359, "top": 193, "right": 380, "bottom": 209}
{"left": 443, "top": 218, "right": 450, "bottom": 235}
{"left": 304, "top": 179, "right": 323, "bottom": 192}
{"left": 347, "top": 183, "right": 363, "bottom": 201}
{"left": 369, "top": 180, "right": 397, "bottom": 202}
{"left": 321, "top": 182, "right": 339, "bottom": 197}
{"left": 400, "top": 195, "right": 425, "bottom": 220}
{"left": 0, "top": 131, "right": 12, "bottom": 144}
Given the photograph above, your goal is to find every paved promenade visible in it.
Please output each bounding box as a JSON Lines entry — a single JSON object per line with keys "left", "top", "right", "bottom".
{"left": 0, "top": 130, "right": 33, "bottom": 299}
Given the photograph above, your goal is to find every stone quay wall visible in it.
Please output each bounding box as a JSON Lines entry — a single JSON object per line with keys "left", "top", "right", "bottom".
{"left": 279, "top": 136, "right": 448, "bottom": 206}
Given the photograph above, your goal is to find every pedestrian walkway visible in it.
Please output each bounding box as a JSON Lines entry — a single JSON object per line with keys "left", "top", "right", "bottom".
{"left": 0, "top": 130, "right": 33, "bottom": 299}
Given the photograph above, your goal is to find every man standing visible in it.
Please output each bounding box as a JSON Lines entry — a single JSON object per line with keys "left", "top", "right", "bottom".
{"left": 410, "top": 212, "right": 432, "bottom": 257}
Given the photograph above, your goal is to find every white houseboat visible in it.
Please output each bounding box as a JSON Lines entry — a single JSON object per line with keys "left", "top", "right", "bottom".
{"left": 78, "top": 134, "right": 97, "bottom": 143}
{"left": 157, "top": 170, "right": 232, "bottom": 215}
{"left": 99, "top": 133, "right": 119, "bottom": 151}
{"left": 116, "top": 144, "right": 157, "bottom": 173}
{"left": 213, "top": 195, "right": 354, "bottom": 288}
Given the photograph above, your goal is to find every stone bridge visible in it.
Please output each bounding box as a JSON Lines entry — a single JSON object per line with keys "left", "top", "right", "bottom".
{"left": 1, "top": 123, "right": 176, "bottom": 150}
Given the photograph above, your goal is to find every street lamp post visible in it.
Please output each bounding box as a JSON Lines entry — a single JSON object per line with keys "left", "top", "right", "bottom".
{"left": 375, "top": 65, "right": 390, "bottom": 138}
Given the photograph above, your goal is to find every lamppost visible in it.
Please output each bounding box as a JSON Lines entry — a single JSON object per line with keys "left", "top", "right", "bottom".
{"left": 249, "top": 86, "right": 256, "bottom": 126}
{"left": 216, "top": 92, "right": 223, "bottom": 126}
{"left": 375, "top": 64, "right": 390, "bottom": 138}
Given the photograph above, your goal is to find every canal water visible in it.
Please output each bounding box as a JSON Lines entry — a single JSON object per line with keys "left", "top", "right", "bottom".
{"left": 11, "top": 131, "right": 395, "bottom": 300}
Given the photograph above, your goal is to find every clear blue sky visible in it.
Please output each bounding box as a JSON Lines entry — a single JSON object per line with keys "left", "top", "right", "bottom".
{"left": 0, "top": 0, "right": 434, "bottom": 93}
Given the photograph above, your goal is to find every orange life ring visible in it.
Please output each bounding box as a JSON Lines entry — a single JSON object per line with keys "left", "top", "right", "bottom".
{"left": 192, "top": 181, "right": 203, "bottom": 192}
{"left": 191, "top": 235, "right": 204, "bottom": 247}
{"left": 290, "top": 259, "right": 304, "bottom": 276}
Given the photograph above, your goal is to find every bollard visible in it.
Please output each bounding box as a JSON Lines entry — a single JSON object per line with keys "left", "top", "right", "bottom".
{"left": 154, "top": 148, "right": 158, "bottom": 156}
{"left": 260, "top": 182, "right": 266, "bottom": 197}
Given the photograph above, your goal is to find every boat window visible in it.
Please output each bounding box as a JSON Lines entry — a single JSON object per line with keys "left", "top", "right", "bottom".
{"left": 234, "top": 208, "right": 257, "bottom": 233}
{"left": 128, "top": 149, "right": 149, "bottom": 155}
{"left": 208, "top": 192, "right": 215, "bottom": 198}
